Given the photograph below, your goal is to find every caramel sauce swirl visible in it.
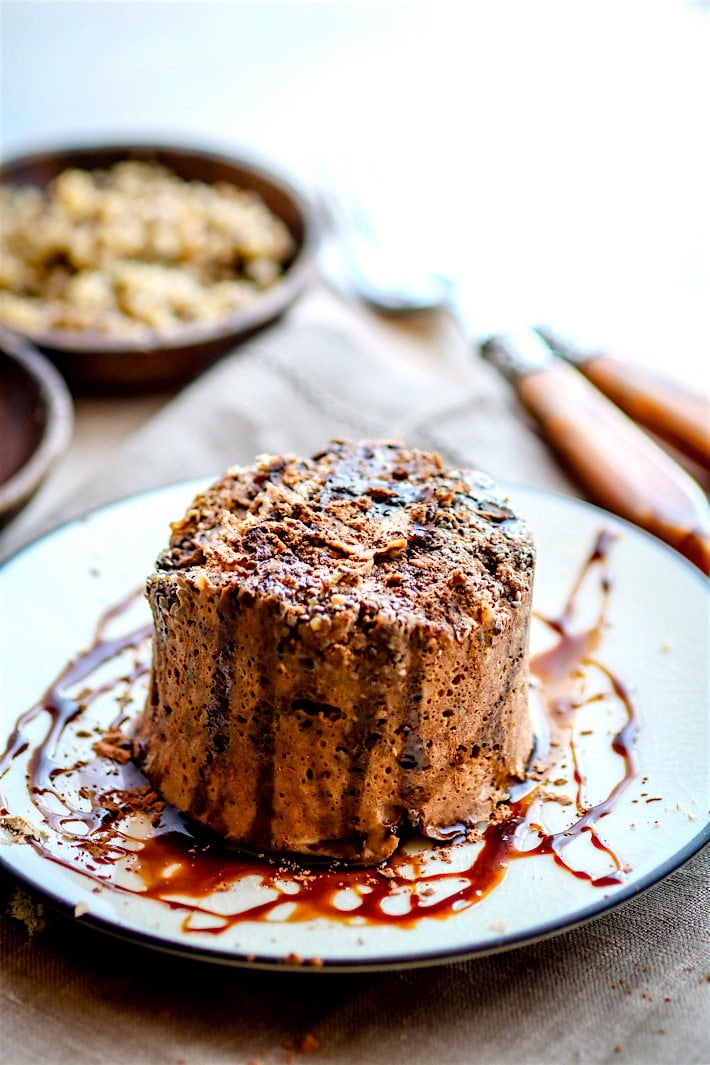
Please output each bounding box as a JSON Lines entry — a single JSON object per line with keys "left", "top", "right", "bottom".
{"left": 0, "top": 529, "right": 637, "bottom": 931}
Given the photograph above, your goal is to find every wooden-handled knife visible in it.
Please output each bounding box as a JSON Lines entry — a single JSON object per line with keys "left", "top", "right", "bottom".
{"left": 535, "top": 324, "right": 710, "bottom": 470}
{"left": 481, "top": 330, "right": 710, "bottom": 573}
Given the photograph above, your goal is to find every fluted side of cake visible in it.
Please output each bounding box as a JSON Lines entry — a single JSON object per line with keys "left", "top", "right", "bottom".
{"left": 137, "top": 440, "right": 535, "bottom": 864}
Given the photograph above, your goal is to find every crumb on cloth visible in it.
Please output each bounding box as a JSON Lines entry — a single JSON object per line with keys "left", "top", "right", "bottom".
{"left": 6, "top": 886, "right": 46, "bottom": 936}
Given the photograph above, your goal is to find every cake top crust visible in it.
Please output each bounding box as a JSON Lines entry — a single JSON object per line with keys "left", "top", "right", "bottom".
{"left": 153, "top": 440, "right": 534, "bottom": 638}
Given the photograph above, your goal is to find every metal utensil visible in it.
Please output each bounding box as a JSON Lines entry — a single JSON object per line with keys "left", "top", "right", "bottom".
{"left": 316, "top": 181, "right": 457, "bottom": 316}
{"left": 317, "top": 182, "right": 710, "bottom": 572}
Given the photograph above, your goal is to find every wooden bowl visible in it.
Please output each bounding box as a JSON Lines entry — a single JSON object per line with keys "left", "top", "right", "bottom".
{"left": 0, "top": 144, "right": 316, "bottom": 392}
{"left": 0, "top": 329, "right": 74, "bottom": 528}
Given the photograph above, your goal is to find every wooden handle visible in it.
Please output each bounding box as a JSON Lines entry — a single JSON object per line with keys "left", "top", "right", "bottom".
{"left": 582, "top": 354, "right": 710, "bottom": 469}
{"left": 518, "top": 363, "right": 710, "bottom": 573}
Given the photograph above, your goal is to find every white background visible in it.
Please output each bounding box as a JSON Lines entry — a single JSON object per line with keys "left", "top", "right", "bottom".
{"left": 2, "top": 0, "right": 709, "bottom": 381}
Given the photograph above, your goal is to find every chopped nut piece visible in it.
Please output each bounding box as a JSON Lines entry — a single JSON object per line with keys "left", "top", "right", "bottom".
{"left": 92, "top": 729, "right": 138, "bottom": 764}
{"left": 297, "top": 1033, "right": 320, "bottom": 1054}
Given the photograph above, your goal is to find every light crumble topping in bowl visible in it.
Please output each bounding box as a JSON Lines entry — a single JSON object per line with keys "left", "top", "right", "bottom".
{"left": 0, "top": 161, "right": 295, "bottom": 338}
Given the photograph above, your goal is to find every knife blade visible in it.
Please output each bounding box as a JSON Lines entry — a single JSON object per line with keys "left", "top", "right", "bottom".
{"left": 481, "top": 330, "right": 710, "bottom": 573}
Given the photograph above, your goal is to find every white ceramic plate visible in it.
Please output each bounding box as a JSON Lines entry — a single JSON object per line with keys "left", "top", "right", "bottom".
{"left": 0, "top": 481, "right": 707, "bottom": 971}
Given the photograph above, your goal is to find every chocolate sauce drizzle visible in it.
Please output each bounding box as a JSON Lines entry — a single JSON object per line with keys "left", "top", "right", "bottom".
{"left": 0, "top": 529, "right": 638, "bottom": 932}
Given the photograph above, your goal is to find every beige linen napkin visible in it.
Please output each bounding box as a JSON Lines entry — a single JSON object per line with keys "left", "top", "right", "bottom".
{"left": 1, "top": 321, "right": 708, "bottom": 1065}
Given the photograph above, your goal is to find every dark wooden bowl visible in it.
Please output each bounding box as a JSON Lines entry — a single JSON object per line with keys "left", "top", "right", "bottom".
{"left": 0, "top": 329, "right": 74, "bottom": 529}
{"left": 0, "top": 144, "right": 316, "bottom": 392}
